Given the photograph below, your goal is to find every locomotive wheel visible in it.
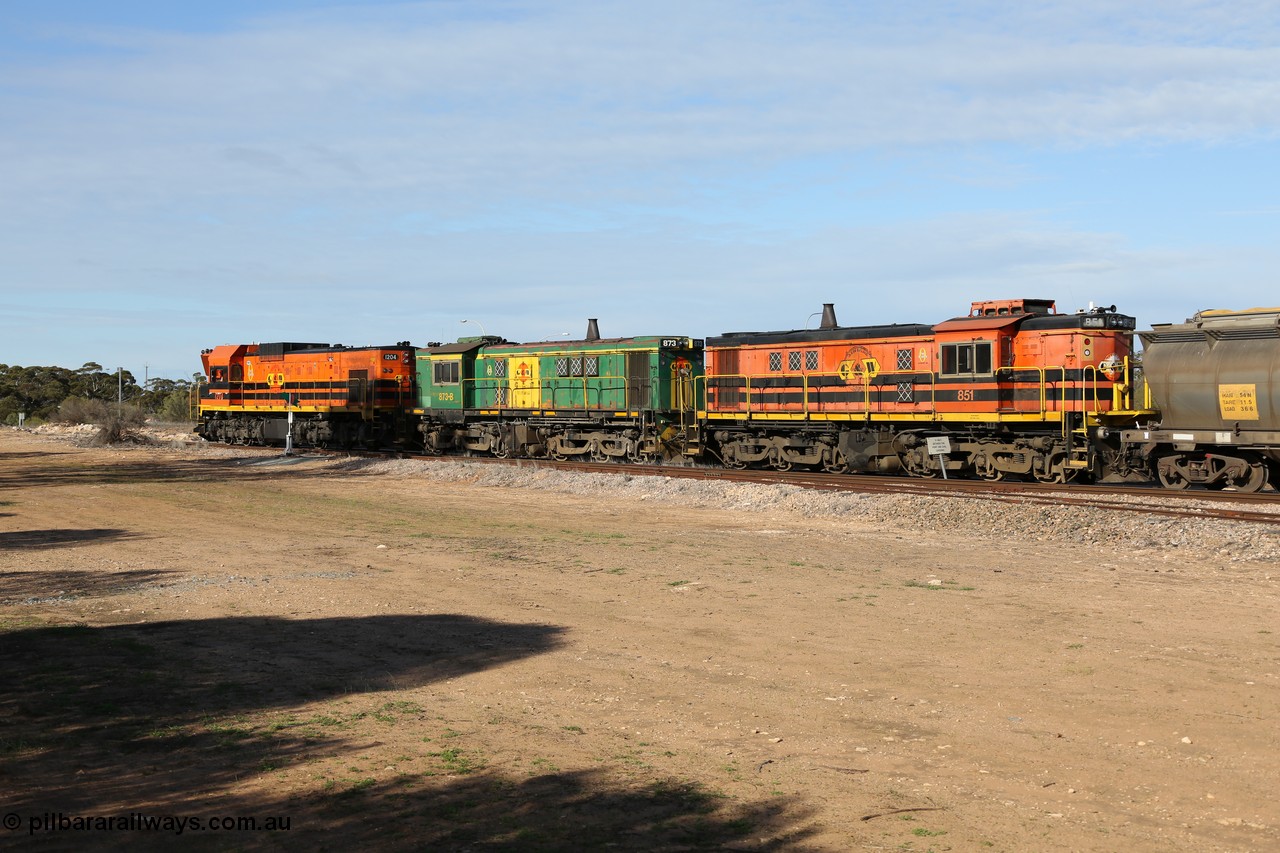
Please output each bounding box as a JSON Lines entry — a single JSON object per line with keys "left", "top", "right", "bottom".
{"left": 772, "top": 458, "right": 793, "bottom": 472}
{"left": 899, "top": 451, "right": 936, "bottom": 478}
{"left": 971, "top": 452, "right": 1003, "bottom": 481}
{"left": 1157, "top": 460, "right": 1191, "bottom": 490}
{"left": 822, "top": 456, "right": 849, "bottom": 474}
{"left": 629, "top": 445, "right": 658, "bottom": 464}
{"left": 1235, "top": 454, "right": 1268, "bottom": 493}
{"left": 1032, "top": 456, "right": 1066, "bottom": 484}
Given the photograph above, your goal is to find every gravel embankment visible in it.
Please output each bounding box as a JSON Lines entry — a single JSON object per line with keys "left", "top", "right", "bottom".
{"left": 17, "top": 423, "right": 1276, "bottom": 564}
{"left": 325, "top": 457, "right": 1280, "bottom": 564}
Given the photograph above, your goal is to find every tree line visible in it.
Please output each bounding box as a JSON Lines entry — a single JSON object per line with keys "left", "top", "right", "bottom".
{"left": 0, "top": 362, "right": 203, "bottom": 425}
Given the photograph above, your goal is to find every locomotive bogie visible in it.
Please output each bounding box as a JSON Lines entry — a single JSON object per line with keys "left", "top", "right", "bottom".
{"left": 1151, "top": 450, "right": 1269, "bottom": 492}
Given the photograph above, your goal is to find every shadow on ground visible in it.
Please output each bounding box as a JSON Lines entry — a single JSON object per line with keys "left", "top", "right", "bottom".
{"left": 0, "top": 528, "right": 142, "bottom": 551}
{"left": 12, "top": 767, "right": 816, "bottom": 852}
{"left": 1, "top": 615, "right": 564, "bottom": 805}
{"left": 0, "top": 568, "right": 170, "bottom": 604}
{"left": 0, "top": 450, "right": 336, "bottom": 490}
{"left": 0, "top": 614, "right": 816, "bottom": 850}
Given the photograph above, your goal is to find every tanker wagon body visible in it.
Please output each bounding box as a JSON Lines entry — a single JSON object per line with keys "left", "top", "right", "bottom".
{"left": 1122, "top": 307, "right": 1280, "bottom": 491}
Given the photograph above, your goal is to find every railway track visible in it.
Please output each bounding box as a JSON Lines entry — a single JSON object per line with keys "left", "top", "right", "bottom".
{"left": 366, "top": 451, "right": 1280, "bottom": 527}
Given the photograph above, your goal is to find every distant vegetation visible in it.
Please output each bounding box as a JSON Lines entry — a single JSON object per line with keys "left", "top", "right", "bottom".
{"left": 0, "top": 362, "right": 203, "bottom": 427}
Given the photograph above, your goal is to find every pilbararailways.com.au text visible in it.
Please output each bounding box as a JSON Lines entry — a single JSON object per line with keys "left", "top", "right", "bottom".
{"left": 6, "top": 811, "right": 291, "bottom": 836}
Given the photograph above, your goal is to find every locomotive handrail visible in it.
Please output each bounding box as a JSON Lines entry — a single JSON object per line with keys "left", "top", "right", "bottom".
{"left": 1082, "top": 363, "right": 1100, "bottom": 413}
{"left": 542, "top": 376, "right": 631, "bottom": 410}
{"left": 695, "top": 362, "right": 1126, "bottom": 422}
{"left": 698, "top": 369, "right": 943, "bottom": 417}
{"left": 463, "top": 374, "right": 645, "bottom": 412}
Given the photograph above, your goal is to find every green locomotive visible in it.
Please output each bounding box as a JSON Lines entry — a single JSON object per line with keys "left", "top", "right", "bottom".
{"left": 413, "top": 320, "right": 703, "bottom": 461}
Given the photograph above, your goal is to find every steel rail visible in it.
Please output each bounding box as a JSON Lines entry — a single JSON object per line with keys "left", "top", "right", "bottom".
{"left": 366, "top": 452, "right": 1280, "bottom": 526}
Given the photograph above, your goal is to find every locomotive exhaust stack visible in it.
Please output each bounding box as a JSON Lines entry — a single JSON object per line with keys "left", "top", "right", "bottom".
{"left": 586, "top": 319, "right": 600, "bottom": 341}
{"left": 819, "top": 303, "right": 838, "bottom": 330}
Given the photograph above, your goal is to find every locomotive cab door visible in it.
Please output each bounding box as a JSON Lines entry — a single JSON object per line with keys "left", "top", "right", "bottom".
{"left": 348, "top": 369, "right": 371, "bottom": 416}
{"left": 995, "top": 337, "right": 1016, "bottom": 411}
{"left": 627, "top": 351, "right": 652, "bottom": 411}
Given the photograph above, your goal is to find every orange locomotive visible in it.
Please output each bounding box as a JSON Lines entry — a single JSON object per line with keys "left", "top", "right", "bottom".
{"left": 197, "top": 341, "right": 416, "bottom": 448}
{"left": 698, "top": 299, "right": 1150, "bottom": 483}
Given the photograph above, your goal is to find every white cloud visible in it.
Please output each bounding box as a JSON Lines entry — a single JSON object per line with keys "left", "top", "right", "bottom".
{"left": 4, "top": 0, "right": 1280, "bottom": 204}
{"left": 2, "top": 1, "right": 1278, "bottom": 376}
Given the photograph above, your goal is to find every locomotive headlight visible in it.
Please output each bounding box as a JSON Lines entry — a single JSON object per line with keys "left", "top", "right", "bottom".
{"left": 1083, "top": 348, "right": 1092, "bottom": 357}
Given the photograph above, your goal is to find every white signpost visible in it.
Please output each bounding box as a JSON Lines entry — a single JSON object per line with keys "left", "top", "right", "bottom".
{"left": 925, "top": 436, "right": 952, "bottom": 479}
{"left": 283, "top": 392, "right": 296, "bottom": 457}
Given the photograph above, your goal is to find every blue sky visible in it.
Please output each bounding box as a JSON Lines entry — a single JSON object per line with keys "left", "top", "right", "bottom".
{"left": 3, "top": 0, "right": 1278, "bottom": 380}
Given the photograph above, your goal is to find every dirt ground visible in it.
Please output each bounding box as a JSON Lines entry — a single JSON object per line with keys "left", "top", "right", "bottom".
{"left": 1, "top": 428, "right": 1277, "bottom": 852}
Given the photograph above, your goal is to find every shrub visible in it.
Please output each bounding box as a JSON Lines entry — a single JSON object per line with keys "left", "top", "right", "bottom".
{"left": 88, "top": 404, "right": 148, "bottom": 445}
{"left": 156, "top": 390, "right": 194, "bottom": 423}
{"left": 57, "top": 397, "right": 111, "bottom": 424}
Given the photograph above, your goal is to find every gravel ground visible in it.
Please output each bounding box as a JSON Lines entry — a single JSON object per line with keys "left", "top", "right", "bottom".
{"left": 23, "top": 422, "right": 1280, "bottom": 561}
{"left": 6, "top": 425, "right": 1278, "bottom": 851}
{"left": 325, "top": 456, "right": 1280, "bottom": 563}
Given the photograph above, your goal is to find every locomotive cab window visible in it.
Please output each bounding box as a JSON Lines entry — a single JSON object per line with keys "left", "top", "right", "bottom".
{"left": 433, "top": 360, "right": 460, "bottom": 385}
{"left": 940, "top": 342, "right": 993, "bottom": 376}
